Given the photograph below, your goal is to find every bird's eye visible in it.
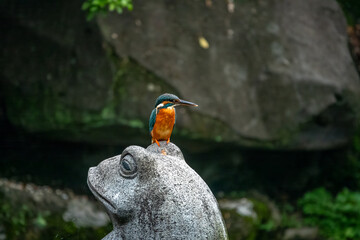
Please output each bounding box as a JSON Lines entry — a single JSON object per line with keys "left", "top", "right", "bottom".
{"left": 119, "top": 154, "right": 137, "bottom": 178}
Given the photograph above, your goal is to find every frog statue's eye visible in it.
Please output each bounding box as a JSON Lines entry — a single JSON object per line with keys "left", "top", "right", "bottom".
{"left": 119, "top": 154, "right": 138, "bottom": 179}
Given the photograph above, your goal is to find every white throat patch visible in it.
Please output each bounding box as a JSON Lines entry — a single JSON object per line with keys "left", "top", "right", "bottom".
{"left": 156, "top": 103, "right": 164, "bottom": 109}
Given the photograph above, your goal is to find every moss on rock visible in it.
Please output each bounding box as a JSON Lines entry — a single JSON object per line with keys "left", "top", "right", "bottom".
{"left": 2, "top": 53, "right": 179, "bottom": 145}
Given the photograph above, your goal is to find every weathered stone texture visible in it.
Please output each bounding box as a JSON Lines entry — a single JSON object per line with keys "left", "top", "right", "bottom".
{"left": 88, "top": 142, "right": 228, "bottom": 239}
{"left": 98, "top": 0, "right": 360, "bottom": 149}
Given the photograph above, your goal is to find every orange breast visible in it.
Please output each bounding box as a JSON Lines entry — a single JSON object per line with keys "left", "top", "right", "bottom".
{"left": 151, "top": 108, "right": 175, "bottom": 141}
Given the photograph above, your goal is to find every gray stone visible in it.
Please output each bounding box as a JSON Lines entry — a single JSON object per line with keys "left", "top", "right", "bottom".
{"left": 87, "top": 142, "right": 228, "bottom": 239}
{"left": 219, "top": 193, "right": 281, "bottom": 240}
{"left": 98, "top": 0, "right": 360, "bottom": 149}
{"left": 63, "top": 198, "right": 109, "bottom": 228}
{"left": 1, "top": 0, "right": 360, "bottom": 150}
{"left": 0, "top": 178, "right": 109, "bottom": 228}
{"left": 220, "top": 198, "right": 258, "bottom": 219}
{"left": 283, "top": 227, "right": 319, "bottom": 240}
{"left": 0, "top": 0, "right": 175, "bottom": 146}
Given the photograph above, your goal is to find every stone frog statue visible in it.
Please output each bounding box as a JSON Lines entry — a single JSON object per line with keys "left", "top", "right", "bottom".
{"left": 87, "top": 142, "right": 228, "bottom": 240}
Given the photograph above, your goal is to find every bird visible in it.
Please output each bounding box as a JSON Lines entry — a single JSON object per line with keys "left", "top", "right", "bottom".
{"left": 149, "top": 93, "right": 198, "bottom": 147}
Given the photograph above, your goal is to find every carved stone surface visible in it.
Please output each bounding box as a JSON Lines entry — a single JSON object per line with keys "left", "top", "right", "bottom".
{"left": 87, "top": 142, "right": 228, "bottom": 240}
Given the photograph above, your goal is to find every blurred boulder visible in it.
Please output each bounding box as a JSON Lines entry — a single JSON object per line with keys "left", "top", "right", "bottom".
{"left": 219, "top": 193, "right": 281, "bottom": 240}
{"left": 283, "top": 227, "right": 319, "bottom": 240}
{"left": 0, "top": 178, "right": 111, "bottom": 239}
{"left": 0, "top": 178, "right": 109, "bottom": 228}
{"left": 1, "top": 0, "right": 360, "bottom": 149}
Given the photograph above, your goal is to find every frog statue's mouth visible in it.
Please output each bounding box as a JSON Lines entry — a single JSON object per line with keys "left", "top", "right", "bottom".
{"left": 87, "top": 170, "right": 117, "bottom": 212}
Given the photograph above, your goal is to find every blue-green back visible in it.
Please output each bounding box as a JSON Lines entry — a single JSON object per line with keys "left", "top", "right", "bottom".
{"left": 149, "top": 109, "right": 157, "bottom": 133}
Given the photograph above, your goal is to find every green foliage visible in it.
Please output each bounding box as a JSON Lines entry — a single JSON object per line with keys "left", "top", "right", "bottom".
{"left": 37, "top": 214, "right": 112, "bottom": 240}
{"left": 336, "top": 0, "right": 360, "bottom": 25}
{"left": 299, "top": 188, "right": 360, "bottom": 240}
{"left": 82, "top": 0, "right": 133, "bottom": 20}
{"left": 0, "top": 201, "right": 33, "bottom": 238}
{"left": 278, "top": 203, "right": 302, "bottom": 229}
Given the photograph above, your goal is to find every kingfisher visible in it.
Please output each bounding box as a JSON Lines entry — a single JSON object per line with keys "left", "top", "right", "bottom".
{"left": 149, "top": 93, "right": 198, "bottom": 146}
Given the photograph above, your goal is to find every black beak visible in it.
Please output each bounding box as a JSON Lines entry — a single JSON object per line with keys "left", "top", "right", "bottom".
{"left": 177, "top": 99, "right": 198, "bottom": 107}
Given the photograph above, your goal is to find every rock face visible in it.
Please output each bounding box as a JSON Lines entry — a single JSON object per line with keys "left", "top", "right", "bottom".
{"left": 87, "top": 142, "right": 228, "bottom": 239}
{"left": 1, "top": 0, "right": 360, "bottom": 149}
{"left": 0, "top": 0, "right": 178, "bottom": 146}
{"left": 98, "top": 0, "right": 360, "bottom": 149}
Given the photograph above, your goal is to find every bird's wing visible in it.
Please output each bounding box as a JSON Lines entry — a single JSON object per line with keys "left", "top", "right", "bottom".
{"left": 149, "top": 108, "right": 157, "bottom": 133}
{"left": 174, "top": 108, "right": 177, "bottom": 125}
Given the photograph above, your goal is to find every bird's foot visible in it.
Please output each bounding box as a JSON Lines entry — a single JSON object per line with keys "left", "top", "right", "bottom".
{"left": 155, "top": 139, "right": 160, "bottom": 147}
{"left": 166, "top": 138, "right": 170, "bottom": 144}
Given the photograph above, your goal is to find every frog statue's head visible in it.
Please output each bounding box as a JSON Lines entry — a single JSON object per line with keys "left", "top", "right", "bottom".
{"left": 87, "top": 142, "right": 228, "bottom": 240}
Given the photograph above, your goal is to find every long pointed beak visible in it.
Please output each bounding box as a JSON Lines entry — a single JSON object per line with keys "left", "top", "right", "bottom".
{"left": 178, "top": 99, "right": 198, "bottom": 107}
